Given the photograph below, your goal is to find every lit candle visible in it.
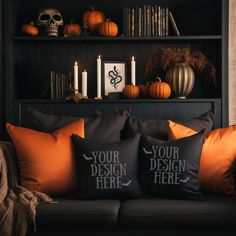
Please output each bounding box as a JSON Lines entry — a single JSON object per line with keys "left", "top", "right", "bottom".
{"left": 82, "top": 70, "right": 87, "bottom": 97}
{"left": 97, "top": 55, "right": 102, "bottom": 98}
{"left": 74, "top": 61, "right": 79, "bottom": 94}
{"left": 131, "top": 56, "right": 136, "bottom": 85}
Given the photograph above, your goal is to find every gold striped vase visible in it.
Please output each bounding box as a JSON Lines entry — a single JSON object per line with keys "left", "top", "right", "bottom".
{"left": 165, "top": 63, "right": 195, "bottom": 99}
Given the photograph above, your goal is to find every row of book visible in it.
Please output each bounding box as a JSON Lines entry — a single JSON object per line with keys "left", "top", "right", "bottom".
{"left": 123, "top": 5, "right": 180, "bottom": 37}
{"left": 50, "top": 71, "right": 72, "bottom": 100}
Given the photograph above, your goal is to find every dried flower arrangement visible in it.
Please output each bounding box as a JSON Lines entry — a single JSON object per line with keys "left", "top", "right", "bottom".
{"left": 145, "top": 47, "right": 216, "bottom": 84}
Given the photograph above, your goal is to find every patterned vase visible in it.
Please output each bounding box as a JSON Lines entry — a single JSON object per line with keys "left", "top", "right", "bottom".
{"left": 165, "top": 63, "right": 195, "bottom": 99}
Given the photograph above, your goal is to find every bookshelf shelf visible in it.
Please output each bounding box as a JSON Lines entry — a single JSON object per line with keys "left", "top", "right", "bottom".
{"left": 12, "top": 35, "right": 222, "bottom": 43}
{"left": 15, "top": 98, "right": 221, "bottom": 104}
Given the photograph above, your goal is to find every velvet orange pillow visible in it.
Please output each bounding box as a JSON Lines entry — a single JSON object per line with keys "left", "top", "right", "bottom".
{"left": 6, "top": 120, "right": 84, "bottom": 196}
{"left": 168, "top": 120, "right": 236, "bottom": 196}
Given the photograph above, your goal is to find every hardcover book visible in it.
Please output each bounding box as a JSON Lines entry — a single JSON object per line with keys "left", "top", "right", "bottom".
{"left": 131, "top": 8, "right": 135, "bottom": 37}
{"left": 151, "top": 6, "right": 155, "bottom": 37}
{"left": 138, "top": 8, "right": 142, "bottom": 37}
{"left": 143, "top": 5, "right": 147, "bottom": 37}
{"left": 169, "top": 10, "right": 181, "bottom": 36}
{"left": 166, "top": 7, "right": 169, "bottom": 36}
{"left": 147, "top": 5, "right": 151, "bottom": 37}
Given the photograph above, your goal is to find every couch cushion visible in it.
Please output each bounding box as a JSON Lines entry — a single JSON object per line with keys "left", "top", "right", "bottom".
{"left": 119, "top": 196, "right": 236, "bottom": 227}
{"left": 168, "top": 120, "right": 236, "bottom": 196}
{"left": 6, "top": 120, "right": 84, "bottom": 196}
{"left": 124, "top": 109, "right": 214, "bottom": 140}
{"left": 71, "top": 134, "right": 142, "bottom": 199}
{"left": 36, "top": 199, "right": 121, "bottom": 227}
{"left": 139, "top": 132, "right": 205, "bottom": 200}
{"left": 26, "top": 107, "right": 130, "bottom": 144}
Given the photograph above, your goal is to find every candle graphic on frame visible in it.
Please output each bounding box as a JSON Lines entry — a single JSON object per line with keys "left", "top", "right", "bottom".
{"left": 74, "top": 61, "right": 79, "bottom": 94}
{"left": 131, "top": 56, "right": 136, "bottom": 85}
{"left": 96, "top": 55, "right": 102, "bottom": 99}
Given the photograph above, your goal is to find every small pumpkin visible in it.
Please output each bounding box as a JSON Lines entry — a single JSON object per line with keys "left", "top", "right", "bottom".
{"left": 123, "top": 84, "right": 140, "bottom": 99}
{"left": 138, "top": 84, "right": 150, "bottom": 98}
{"left": 98, "top": 19, "right": 118, "bottom": 37}
{"left": 149, "top": 77, "right": 171, "bottom": 99}
{"left": 82, "top": 6, "right": 106, "bottom": 32}
{"left": 64, "top": 21, "right": 81, "bottom": 37}
{"left": 22, "top": 22, "right": 39, "bottom": 36}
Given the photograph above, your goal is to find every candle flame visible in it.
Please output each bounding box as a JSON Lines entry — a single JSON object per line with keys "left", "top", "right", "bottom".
{"left": 131, "top": 56, "right": 135, "bottom": 61}
{"left": 75, "top": 61, "right": 78, "bottom": 66}
{"left": 98, "top": 55, "right": 101, "bottom": 59}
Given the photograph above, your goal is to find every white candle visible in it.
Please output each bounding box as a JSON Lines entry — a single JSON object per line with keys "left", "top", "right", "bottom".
{"left": 82, "top": 70, "right": 87, "bottom": 97}
{"left": 74, "top": 61, "right": 79, "bottom": 94}
{"left": 97, "top": 55, "right": 102, "bottom": 98}
{"left": 131, "top": 56, "right": 136, "bottom": 85}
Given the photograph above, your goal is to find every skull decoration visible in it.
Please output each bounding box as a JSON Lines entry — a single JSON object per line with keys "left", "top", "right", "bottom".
{"left": 37, "top": 8, "right": 64, "bottom": 37}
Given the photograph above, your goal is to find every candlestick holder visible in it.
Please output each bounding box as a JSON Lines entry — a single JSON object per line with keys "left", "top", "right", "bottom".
{"left": 66, "top": 92, "right": 89, "bottom": 103}
{"left": 95, "top": 96, "right": 103, "bottom": 100}
{"left": 81, "top": 95, "right": 88, "bottom": 100}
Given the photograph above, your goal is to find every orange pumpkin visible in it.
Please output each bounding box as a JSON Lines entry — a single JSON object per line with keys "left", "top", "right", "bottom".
{"left": 123, "top": 85, "right": 140, "bottom": 99}
{"left": 138, "top": 84, "right": 149, "bottom": 98}
{"left": 82, "top": 6, "right": 106, "bottom": 32}
{"left": 64, "top": 22, "right": 81, "bottom": 37}
{"left": 149, "top": 77, "right": 171, "bottom": 99}
{"left": 98, "top": 19, "right": 118, "bottom": 37}
{"left": 22, "top": 22, "right": 39, "bottom": 36}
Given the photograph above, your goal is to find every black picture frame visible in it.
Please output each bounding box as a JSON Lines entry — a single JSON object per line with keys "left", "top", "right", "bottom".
{"left": 101, "top": 60, "right": 127, "bottom": 97}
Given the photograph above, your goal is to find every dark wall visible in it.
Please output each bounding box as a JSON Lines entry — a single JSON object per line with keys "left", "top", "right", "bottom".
{"left": 0, "top": 0, "right": 5, "bottom": 139}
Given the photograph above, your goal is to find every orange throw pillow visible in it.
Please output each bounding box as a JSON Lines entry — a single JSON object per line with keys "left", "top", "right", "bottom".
{"left": 7, "top": 120, "right": 84, "bottom": 196}
{"left": 168, "top": 120, "right": 236, "bottom": 196}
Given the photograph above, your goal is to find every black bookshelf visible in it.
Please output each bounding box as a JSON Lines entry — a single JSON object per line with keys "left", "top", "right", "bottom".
{"left": 2, "top": 0, "right": 229, "bottom": 137}
{"left": 14, "top": 98, "right": 222, "bottom": 106}
{"left": 13, "top": 98, "right": 222, "bottom": 129}
{"left": 13, "top": 35, "right": 223, "bottom": 42}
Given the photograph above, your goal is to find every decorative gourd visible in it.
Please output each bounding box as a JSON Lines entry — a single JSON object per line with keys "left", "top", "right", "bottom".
{"left": 138, "top": 84, "right": 149, "bottom": 98}
{"left": 82, "top": 6, "right": 106, "bottom": 32}
{"left": 149, "top": 77, "right": 171, "bottom": 99}
{"left": 123, "top": 84, "right": 140, "bottom": 99}
{"left": 64, "top": 22, "right": 82, "bottom": 37}
{"left": 98, "top": 19, "right": 118, "bottom": 37}
{"left": 22, "top": 22, "right": 39, "bottom": 36}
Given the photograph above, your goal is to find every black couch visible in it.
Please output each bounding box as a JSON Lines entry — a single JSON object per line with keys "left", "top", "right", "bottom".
{"left": 13, "top": 101, "right": 235, "bottom": 236}
{"left": 28, "top": 195, "right": 236, "bottom": 236}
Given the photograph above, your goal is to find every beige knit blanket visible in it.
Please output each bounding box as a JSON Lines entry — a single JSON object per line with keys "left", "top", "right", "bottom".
{"left": 0, "top": 141, "right": 53, "bottom": 236}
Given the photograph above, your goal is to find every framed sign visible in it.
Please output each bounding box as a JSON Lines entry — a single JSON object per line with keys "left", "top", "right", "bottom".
{"left": 102, "top": 60, "right": 127, "bottom": 97}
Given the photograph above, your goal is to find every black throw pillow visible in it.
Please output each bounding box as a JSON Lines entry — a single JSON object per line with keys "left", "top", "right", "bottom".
{"left": 26, "top": 107, "right": 130, "bottom": 144}
{"left": 26, "top": 107, "right": 90, "bottom": 132}
{"left": 124, "top": 109, "right": 214, "bottom": 140}
{"left": 72, "top": 134, "right": 142, "bottom": 199}
{"left": 139, "top": 131, "right": 205, "bottom": 200}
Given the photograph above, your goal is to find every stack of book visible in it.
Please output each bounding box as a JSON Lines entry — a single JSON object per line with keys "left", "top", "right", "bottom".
{"left": 50, "top": 71, "right": 72, "bottom": 100}
{"left": 123, "top": 5, "right": 180, "bottom": 37}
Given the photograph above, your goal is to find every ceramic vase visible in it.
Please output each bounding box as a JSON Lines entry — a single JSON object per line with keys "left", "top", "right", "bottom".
{"left": 165, "top": 63, "right": 195, "bottom": 99}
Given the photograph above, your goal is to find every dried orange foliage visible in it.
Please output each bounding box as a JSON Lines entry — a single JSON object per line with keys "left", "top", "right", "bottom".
{"left": 145, "top": 47, "right": 216, "bottom": 84}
